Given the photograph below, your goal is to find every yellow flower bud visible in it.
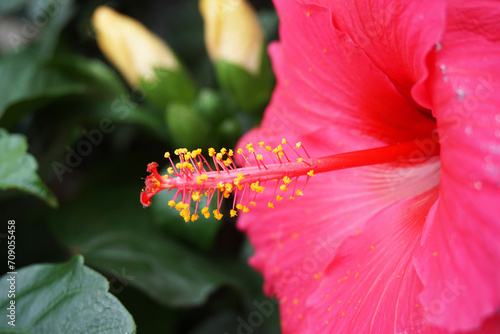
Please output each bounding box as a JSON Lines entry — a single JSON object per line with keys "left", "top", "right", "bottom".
{"left": 199, "top": 0, "right": 264, "bottom": 75}
{"left": 92, "top": 6, "right": 179, "bottom": 86}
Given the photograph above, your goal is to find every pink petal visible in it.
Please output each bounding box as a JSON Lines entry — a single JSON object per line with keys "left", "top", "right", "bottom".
{"left": 413, "top": 1, "right": 500, "bottom": 331}
{"left": 299, "top": 0, "right": 446, "bottom": 109}
{"left": 254, "top": 0, "right": 435, "bottom": 146}
{"left": 302, "top": 190, "right": 439, "bottom": 334}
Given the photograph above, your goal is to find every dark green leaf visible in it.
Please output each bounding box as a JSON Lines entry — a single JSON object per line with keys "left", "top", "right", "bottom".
{"left": 0, "top": 129, "right": 57, "bottom": 207}
{"left": 0, "top": 329, "right": 32, "bottom": 334}
{"left": 0, "top": 52, "right": 87, "bottom": 124}
{"left": 0, "top": 0, "right": 31, "bottom": 13}
{"left": 46, "top": 55, "right": 125, "bottom": 96}
{"left": 49, "top": 185, "right": 240, "bottom": 307}
{"left": 0, "top": 256, "right": 136, "bottom": 334}
{"left": 0, "top": 53, "right": 130, "bottom": 129}
{"left": 26, "top": 0, "right": 75, "bottom": 58}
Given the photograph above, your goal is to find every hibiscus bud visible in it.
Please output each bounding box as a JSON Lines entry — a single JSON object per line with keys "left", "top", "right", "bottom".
{"left": 199, "top": 0, "right": 274, "bottom": 112}
{"left": 92, "top": 6, "right": 196, "bottom": 105}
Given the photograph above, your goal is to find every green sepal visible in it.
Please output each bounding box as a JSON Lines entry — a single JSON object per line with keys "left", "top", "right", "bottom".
{"left": 139, "top": 67, "right": 197, "bottom": 108}
{"left": 214, "top": 45, "right": 275, "bottom": 113}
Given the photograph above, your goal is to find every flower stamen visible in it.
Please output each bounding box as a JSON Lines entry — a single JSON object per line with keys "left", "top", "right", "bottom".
{"left": 141, "top": 139, "right": 440, "bottom": 221}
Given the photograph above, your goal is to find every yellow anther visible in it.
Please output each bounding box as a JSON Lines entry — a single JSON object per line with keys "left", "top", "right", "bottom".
{"left": 168, "top": 200, "right": 176, "bottom": 207}
{"left": 297, "top": 157, "right": 303, "bottom": 162}
{"left": 174, "top": 149, "right": 180, "bottom": 155}
{"left": 246, "top": 143, "right": 253, "bottom": 150}
{"left": 233, "top": 173, "right": 244, "bottom": 185}
{"left": 265, "top": 145, "right": 272, "bottom": 151}
{"left": 175, "top": 162, "right": 182, "bottom": 169}
{"left": 281, "top": 138, "right": 287, "bottom": 144}
{"left": 217, "top": 182, "right": 225, "bottom": 190}
{"left": 283, "top": 176, "right": 291, "bottom": 184}
{"left": 250, "top": 201, "right": 256, "bottom": 206}
{"left": 277, "top": 195, "right": 283, "bottom": 201}
{"left": 223, "top": 184, "right": 233, "bottom": 198}
{"left": 201, "top": 207, "right": 210, "bottom": 218}
{"left": 237, "top": 148, "right": 243, "bottom": 155}
{"left": 242, "top": 206, "right": 250, "bottom": 213}
{"left": 228, "top": 149, "right": 234, "bottom": 156}
{"left": 230, "top": 209, "right": 238, "bottom": 217}
{"left": 192, "top": 192, "right": 201, "bottom": 202}
{"left": 251, "top": 181, "right": 265, "bottom": 193}
{"left": 248, "top": 147, "right": 255, "bottom": 153}
{"left": 208, "top": 147, "right": 216, "bottom": 157}
{"left": 295, "top": 142, "right": 302, "bottom": 148}
{"left": 280, "top": 184, "right": 288, "bottom": 192}
{"left": 296, "top": 190, "right": 304, "bottom": 196}
{"left": 183, "top": 162, "right": 194, "bottom": 171}
{"left": 307, "top": 170, "right": 315, "bottom": 177}
{"left": 213, "top": 209, "right": 223, "bottom": 220}
{"left": 191, "top": 214, "right": 199, "bottom": 222}
{"left": 175, "top": 202, "right": 184, "bottom": 211}
{"left": 197, "top": 174, "right": 208, "bottom": 184}
{"left": 258, "top": 141, "right": 265, "bottom": 147}
{"left": 184, "top": 152, "right": 191, "bottom": 160}
{"left": 268, "top": 202, "right": 274, "bottom": 209}
{"left": 167, "top": 167, "right": 174, "bottom": 174}
{"left": 164, "top": 152, "right": 170, "bottom": 158}
{"left": 216, "top": 153, "right": 223, "bottom": 160}
{"left": 256, "top": 154, "right": 263, "bottom": 160}
{"left": 220, "top": 148, "right": 227, "bottom": 154}
{"left": 236, "top": 204, "right": 243, "bottom": 210}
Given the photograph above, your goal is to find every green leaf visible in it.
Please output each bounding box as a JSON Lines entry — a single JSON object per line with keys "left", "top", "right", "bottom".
{"left": 49, "top": 185, "right": 240, "bottom": 307}
{"left": 29, "top": 0, "right": 75, "bottom": 58}
{"left": 0, "top": 329, "right": 32, "bottom": 334}
{"left": 0, "top": 256, "right": 136, "bottom": 334}
{"left": 0, "top": 52, "right": 125, "bottom": 127}
{"left": 0, "top": 52, "right": 87, "bottom": 124}
{"left": 0, "top": 129, "right": 57, "bottom": 207}
{"left": 46, "top": 55, "right": 125, "bottom": 96}
{"left": 0, "top": 0, "right": 31, "bottom": 13}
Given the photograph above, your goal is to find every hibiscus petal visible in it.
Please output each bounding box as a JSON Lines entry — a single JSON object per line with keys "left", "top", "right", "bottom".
{"left": 237, "top": 0, "right": 440, "bottom": 328}
{"left": 299, "top": 0, "right": 446, "bottom": 109}
{"left": 303, "top": 190, "right": 439, "bottom": 334}
{"left": 255, "top": 0, "right": 435, "bottom": 146}
{"left": 238, "top": 129, "right": 441, "bottom": 334}
{"left": 414, "top": 1, "right": 500, "bottom": 331}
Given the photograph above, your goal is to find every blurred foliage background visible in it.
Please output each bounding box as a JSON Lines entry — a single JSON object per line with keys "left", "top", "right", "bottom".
{"left": 0, "top": 0, "right": 281, "bottom": 332}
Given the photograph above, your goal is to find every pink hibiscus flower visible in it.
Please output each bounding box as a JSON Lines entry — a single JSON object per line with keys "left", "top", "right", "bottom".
{"left": 234, "top": 0, "right": 500, "bottom": 333}
{"left": 141, "top": 0, "right": 500, "bottom": 332}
